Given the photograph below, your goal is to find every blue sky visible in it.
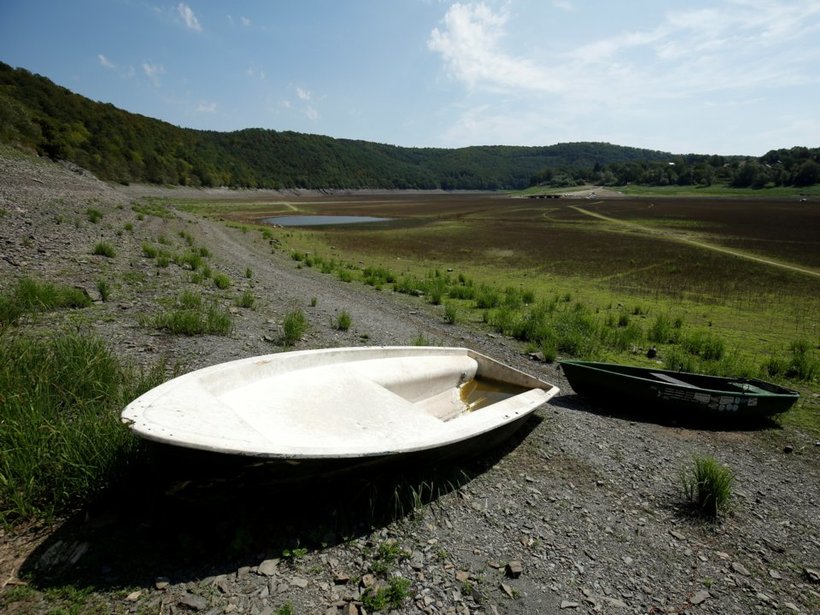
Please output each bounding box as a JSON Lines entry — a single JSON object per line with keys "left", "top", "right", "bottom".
{"left": 1, "top": 0, "right": 819, "bottom": 155}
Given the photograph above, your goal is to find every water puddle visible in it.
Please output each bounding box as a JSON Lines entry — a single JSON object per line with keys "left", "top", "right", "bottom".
{"left": 263, "top": 215, "right": 392, "bottom": 227}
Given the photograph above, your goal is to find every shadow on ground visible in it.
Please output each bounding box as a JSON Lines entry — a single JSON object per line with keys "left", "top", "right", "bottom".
{"left": 20, "top": 415, "right": 543, "bottom": 590}
{"left": 551, "top": 393, "right": 781, "bottom": 431}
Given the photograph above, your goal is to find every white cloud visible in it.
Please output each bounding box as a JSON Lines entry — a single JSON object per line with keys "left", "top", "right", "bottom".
{"left": 196, "top": 101, "right": 217, "bottom": 113}
{"left": 427, "top": 2, "right": 563, "bottom": 93}
{"left": 98, "top": 54, "right": 115, "bottom": 69}
{"left": 142, "top": 62, "right": 166, "bottom": 86}
{"left": 241, "top": 16, "right": 252, "bottom": 27}
{"left": 295, "top": 86, "right": 312, "bottom": 101}
{"left": 305, "top": 106, "right": 319, "bottom": 121}
{"left": 552, "top": 0, "right": 574, "bottom": 11}
{"left": 177, "top": 3, "right": 201, "bottom": 32}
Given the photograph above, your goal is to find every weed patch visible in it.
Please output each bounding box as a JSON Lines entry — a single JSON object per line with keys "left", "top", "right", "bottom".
{"left": 681, "top": 456, "right": 733, "bottom": 519}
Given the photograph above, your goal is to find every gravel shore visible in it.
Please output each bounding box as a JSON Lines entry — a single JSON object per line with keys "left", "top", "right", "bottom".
{"left": 1, "top": 148, "right": 818, "bottom": 614}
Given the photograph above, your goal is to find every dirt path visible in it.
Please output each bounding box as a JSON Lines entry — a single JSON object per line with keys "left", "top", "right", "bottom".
{"left": 571, "top": 204, "right": 820, "bottom": 279}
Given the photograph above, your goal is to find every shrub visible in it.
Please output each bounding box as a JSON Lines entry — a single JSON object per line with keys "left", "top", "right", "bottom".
{"left": 361, "top": 577, "right": 411, "bottom": 612}
{"left": 282, "top": 308, "right": 308, "bottom": 346}
{"left": 334, "top": 310, "right": 352, "bottom": 331}
{"left": 681, "top": 456, "right": 733, "bottom": 518}
{"left": 92, "top": 242, "right": 116, "bottom": 257}
{"left": 245, "top": 267, "right": 253, "bottom": 279}
{"left": 86, "top": 208, "right": 103, "bottom": 223}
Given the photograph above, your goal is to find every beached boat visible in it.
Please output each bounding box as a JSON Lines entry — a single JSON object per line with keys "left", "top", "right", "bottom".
{"left": 122, "top": 347, "right": 558, "bottom": 466}
{"left": 560, "top": 360, "right": 799, "bottom": 420}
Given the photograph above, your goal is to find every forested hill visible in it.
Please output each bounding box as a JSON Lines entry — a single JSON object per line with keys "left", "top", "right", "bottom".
{"left": 2, "top": 62, "right": 817, "bottom": 190}
{"left": 1, "top": 62, "right": 673, "bottom": 189}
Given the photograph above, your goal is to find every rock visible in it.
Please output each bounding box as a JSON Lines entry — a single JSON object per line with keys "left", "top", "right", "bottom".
{"left": 732, "top": 562, "right": 751, "bottom": 576}
{"left": 500, "top": 583, "right": 515, "bottom": 598}
{"left": 257, "top": 559, "right": 279, "bottom": 576}
{"left": 669, "top": 530, "right": 686, "bottom": 541}
{"left": 154, "top": 576, "right": 170, "bottom": 590}
{"left": 805, "top": 567, "right": 820, "bottom": 583}
{"left": 360, "top": 574, "right": 376, "bottom": 588}
{"left": 125, "top": 590, "right": 142, "bottom": 602}
{"left": 455, "top": 570, "right": 471, "bottom": 583}
{"left": 646, "top": 346, "right": 657, "bottom": 358}
{"left": 560, "top": 600, "right": 580, "bottom": 608}
{"left": 603, "top": 596, "right": 627, "bottom": 608}
{"left": 505, "top": 560, "right": 523, "bottom": 578}
{"left": 177, "top": 591, "right": 208, "bottom": 611}
{"left": 290, "top": 576, "right": 309, "bottom": 588}
{"left": 783, "top": 444, "right": 794, "bottom": 453}
{"left": 690, "top": 590, "right": 710, "bottom": 605}
{"left": 784, "top": 602, "right": 800, "bottom": 612}
{"left": 528, "top": 351, "right": 546, "bottom": 362}
{"left": 334, "top": 573, "right": 351, "bottom": 585}
{"left": 768, "top": 568, "right": 783, "bottom": 579}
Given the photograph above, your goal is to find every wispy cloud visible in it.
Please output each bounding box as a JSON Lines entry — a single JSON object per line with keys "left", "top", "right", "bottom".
{"left": 98, "top": 54, "right": 115, "bottom": 69}
{"left": 142, "top": 62, "right": 166, "bottom": 86}
{"left": 177, "top": 3, "right": 201, "bottom": 32}
{"left": 282, "top": 86, "right": 320, "bottom": 121}
{"left": 430, "top": 1, "right": 820, "bottom": 101}
{"left": 195, "top": 101, "right": 217, "bottom": 113}
{"left": 246, "top": 65, "right": 266, "bottom": 80}
{"left": 240, "top": 16, "right": 251, "bottom": 27}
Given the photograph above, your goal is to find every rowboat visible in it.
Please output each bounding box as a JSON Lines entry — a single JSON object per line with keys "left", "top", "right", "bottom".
{"left": 122, "top": 347, "right": 558, "bottom": 471}
{"left": 560, "top": 360, "right": 799, "bottom": 420}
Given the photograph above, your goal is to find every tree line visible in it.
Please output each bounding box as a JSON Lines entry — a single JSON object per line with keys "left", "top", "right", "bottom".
{"left": 530, "top": 148, "right": 819, "bottom": 190}
{"left": 1, "top": 62, "right": 816, "bottom": 190}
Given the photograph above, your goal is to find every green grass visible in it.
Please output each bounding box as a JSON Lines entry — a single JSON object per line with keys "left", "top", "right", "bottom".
{"left": 235, "top": 290, "right": 256, "bottom": 309}
{"left": 681, "top": 456, "right": 734, "bottom": 519}
{"left": 0, "top": 332, "right": 166, "bottom": 524}
{"left": 361, "top": 577, "right": 411, "bottom": 612}
{"left": 334, "top": 309, "right": 352, "bottom": 331}
{"left": 85, "top": 208, "right": 102, "bottom": 223}
{"left": 1, "top": 277, "right": 91, "bottom": 327}
{"left": 91, "top": 241, "right": 116, "bottom": 257}
{"left": 281, "top": 308, "right": 308, "bottom": 346}
{"left": 148, "top": 291, "right": 233, "bottom": 335}
{"left": 213, "top": 272, "right": 231, "bottom": 289}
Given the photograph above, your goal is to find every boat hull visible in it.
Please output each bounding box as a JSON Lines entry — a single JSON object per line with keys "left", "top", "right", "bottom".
{"left": 122, "top": 346, "right": 558, "bottom": 462}
{"left": 560, "top": 360, "right": 799, "bottom": 421}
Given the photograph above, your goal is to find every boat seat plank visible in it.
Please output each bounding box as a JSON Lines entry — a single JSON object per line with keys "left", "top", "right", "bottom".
{"left": 650, "top": 372, "right": 695, "bottom": 387}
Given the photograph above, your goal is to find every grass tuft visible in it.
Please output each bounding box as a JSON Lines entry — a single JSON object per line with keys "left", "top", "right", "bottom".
{"left": 334, "top": 310, "right": 352, "bottom": 331}
{"left": 149, "top": 291, "right": 233, "bottom": 335}
{"left": 0, "top": 333, "right": 166, "bottom": 524}
{"left": 281, "top": 308, "right": 308, "bottom": 346}
{"left": 91, "top": 241, "right": 116, "bottom": 258}
{"left": 681, "top": 455, "right": 733, "bottom": 519}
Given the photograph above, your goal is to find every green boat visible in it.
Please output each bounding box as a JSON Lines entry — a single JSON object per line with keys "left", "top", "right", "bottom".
{"left": 560, "top": 360, "right": 799, "bottom": 420}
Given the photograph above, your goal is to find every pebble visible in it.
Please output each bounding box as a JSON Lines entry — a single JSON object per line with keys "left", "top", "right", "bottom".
{"left": 560, "top": 600, "right": 580, "bottom": 608}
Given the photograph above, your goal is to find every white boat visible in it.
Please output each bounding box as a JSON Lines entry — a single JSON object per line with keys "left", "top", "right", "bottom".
{"left": 121, "top": 346, "right": 558, "bottom": 463}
